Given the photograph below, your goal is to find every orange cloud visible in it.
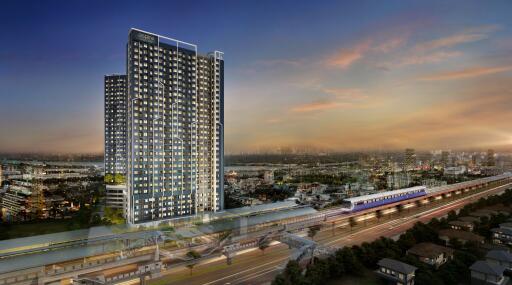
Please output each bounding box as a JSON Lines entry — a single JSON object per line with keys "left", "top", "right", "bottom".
{"left": 399, "top": 50, "right": 462, "bottom": 66}
{"left": 325, "top": 41, "right": 371, "bottom": 69}
{"left": 414, "top": 25, "right": 499, "bottom": 51}
{"left": 372, "top": 36, "right": 406, "bottom": 53}
{"left": 322, "top": 88, "right": 367, "bottom": 100}
{"left": 419, "top": 65, "right": 512, "bottom": 81}
{"left": 266, "top": 118, "right": 283, "bottom": 124}
{"left": 291, "top": 101, "right": 351, "bottom": 113}
{"left": 325, "top": 36, "right": 407, "bottom": 69}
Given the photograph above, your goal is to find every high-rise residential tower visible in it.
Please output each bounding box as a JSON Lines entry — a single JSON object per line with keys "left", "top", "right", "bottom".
{"left": 126, "top": 29, "right": 224, "bottom": 224}
{"left": 404, "top": 148, "right": 416, "bottom": 171}
{"left": 487, "top": 149, "right": 495, "bottom": 167}
{"left": 104, "top": 74, "right": 128, "bottom": 176}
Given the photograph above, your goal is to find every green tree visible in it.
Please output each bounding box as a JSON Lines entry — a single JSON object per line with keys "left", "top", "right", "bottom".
{"left": 104, "top": 207, "right": 125, "bottom": 225}
{"left": 348, "top": 217, "right": 357, "bottom": 231}
{"left": 308, "top": 225, "right": 321, "bottom": 241}
{"left": 305, "top": 258, "right": 330, "bottom": 284}
{"left": 375, "top": 209, "right": 383, "bottom": 222}
{"left": 447, "top": 210, "right": 457, "bottom": 221}
{"left": 113, "top": 173, "right": 125, "bottom": 184}
{"left": 185, "top": 250, "right": 201, "bottom": 275}
{"left": 104, "top": 173, "right": 114, "bottom": 184}
{"left": 272, "top": 260, "right": 306, "bottom": 285}
{"left": 259, "top": 239, "right": 270, "bottom": 255}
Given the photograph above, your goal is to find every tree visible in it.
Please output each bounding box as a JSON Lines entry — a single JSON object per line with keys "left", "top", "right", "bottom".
{"left": 185, "top": 250, "right": 201, "bottom": 275}
{"left": 272, "top": 260, "right": 306, "bottom": 285}
{"left": 104, "top": 207, "right": 125, "bottom": 225}
{"left": 104, "top": 173, "right": 114, "bottom": 184}
{"left": 336, "top": 247, "right": 364, "bottom": 275}
{"left": 375, "top": 209, "right": 383, "bottom": 222}
{"left": 396, "top": 204, "right": 405, "bottom": 216}
{"left": 305, "top": 258, "right": 330, "bottom": 284}
{"left": 348, "top": 217, "right": 357, "bottom": 231}
{"left": 447, "top": 210, "right": 457, "bottom": 221}
{"left": 308, "top": 225, "right": 321, "bottom": 240}
{"left": 449, "top": 237, "right": 463, "bottom": 249}
{"left": 259, "top": 239, "right": 270, "bottom": 255}
{"left": 397, "top": 231, "right": 416, "bottom": 253}
{"left": 113, "top": 173, "right": 125, "bottom": 184}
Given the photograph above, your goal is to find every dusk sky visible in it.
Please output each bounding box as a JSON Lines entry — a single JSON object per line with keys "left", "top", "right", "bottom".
{"left": 1, "top": 0, "right": 512, "bottom": 154}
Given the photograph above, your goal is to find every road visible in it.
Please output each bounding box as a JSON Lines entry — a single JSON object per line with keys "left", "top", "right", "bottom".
{"left": 147, "top": 182, "right": 511, "bottom": 285}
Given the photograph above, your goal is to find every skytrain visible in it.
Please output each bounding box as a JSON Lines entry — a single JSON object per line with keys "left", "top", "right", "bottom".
{"left": 339, "top": 186, "right": 428, "bottom": 213}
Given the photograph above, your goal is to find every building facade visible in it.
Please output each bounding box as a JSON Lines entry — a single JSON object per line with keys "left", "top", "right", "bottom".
{"left": 104, "top": 74, "right": 128, "bottom": 176}
{"left": 126, "top": 29, "right": 224, "bottom": 224}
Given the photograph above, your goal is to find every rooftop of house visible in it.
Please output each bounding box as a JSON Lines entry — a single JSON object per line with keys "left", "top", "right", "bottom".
{"left": 491, "top": 227, "right": 512, "bottom": 236}
{"left": 458, "top": 216, "right": 481, "bottom": 223}
{"left": 499, "top": 222, "right": 512, "bottom": 229}
{"left": 378, "top": 258, "right": 417, "bottom": 274}
{"left": 483, "top": 205, "right": 511, "bottom": 214}
{"left": 470, "top": 260, "right": 506, "bottom": 276}
{"left": 449, "top": 220, "right": 474, "bottom": 227}
{"left": 470, "top": 211, "right": 491, "bottom": 218}
{"left": 438, "top": 229, "right": 485, "bottom": 242}
{"left": 407, "top": 242, "right": 454, "bottom": 259}
{"left": 477, "top": 209, "right": 499, "bottom": 215}
{"left": 486, "top": 250, "right": 512, "bottom": 263}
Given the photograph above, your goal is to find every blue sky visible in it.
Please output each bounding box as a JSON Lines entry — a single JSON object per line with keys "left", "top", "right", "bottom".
{"left": 1, "top": 0, "right": 512, "bottom": 154}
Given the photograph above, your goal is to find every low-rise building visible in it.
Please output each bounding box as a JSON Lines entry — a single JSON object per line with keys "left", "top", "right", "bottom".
{"left": 470, "top": 260, "right": 508, "bottom": 285}
{"left": 499, "top": 223, "right": 512, "bottom": 231}
{"left": 459, "top": 216, "right": 482, "bottom": 224}
{"left": 439, "top": 229, "right": 485, "bottom": 245}
{"left": 1, "top": 185, "right": 32, "bottom": 221}
{"left": 444, "top": 165, "right": 467, "bottom": 176}
{"left": 470, "top": 211, "right": 492, "bottom": 220}
{"left": 449, "top": 220, "right": 475, "bottom": 232}
{"left": 406, "top": 242, "right": 454, "bottom": 268}
{"left": 491, "top": 227, "right": 512, "bottom": 246}
{"left": 486, "top": 250, "right": 512, "bottom": 272}
{"left": 376, "top": 258, "right": 417, "bottom": 285}
{"left": 105, "top": 184, "right": 126, "bottom": 213}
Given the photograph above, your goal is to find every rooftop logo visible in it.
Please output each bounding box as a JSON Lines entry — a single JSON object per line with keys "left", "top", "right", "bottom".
{"left": 135, "top": 32, "right": 156, "bottom": 44}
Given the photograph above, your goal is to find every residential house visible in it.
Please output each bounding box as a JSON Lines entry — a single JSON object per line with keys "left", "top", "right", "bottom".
{"left": 406, "top": 242, "right": 454, "bottom": 268}
{"left": 449, "top": 220, "right": 475, "bottom": 232}
{"left": 438, "top": 229, "right": 484, "bottom": 245}
{"left": 491, "top": 227, "right": 512, "bottom": 246}
{"left": 376, "top": 258, "right": 417, "bottom": 285}
{"left": 470, "top": 260, "right": 508, "bottom": 285}
{"left": 486, "top": 250, "right": 512, "bottom": 272}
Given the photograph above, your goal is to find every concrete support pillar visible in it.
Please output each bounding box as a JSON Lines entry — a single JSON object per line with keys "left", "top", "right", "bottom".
{"left": 239, "top": 217, "right": 248, "bottom": 237}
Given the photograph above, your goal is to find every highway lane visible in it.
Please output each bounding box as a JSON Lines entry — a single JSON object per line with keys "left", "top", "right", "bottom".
{"left": 148, "top": 182, "right": 511, "bottom": 285}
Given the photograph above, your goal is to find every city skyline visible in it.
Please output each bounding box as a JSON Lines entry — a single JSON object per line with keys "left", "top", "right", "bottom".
{"left": 2, "top": 1, "right": 512, "bottom": 154}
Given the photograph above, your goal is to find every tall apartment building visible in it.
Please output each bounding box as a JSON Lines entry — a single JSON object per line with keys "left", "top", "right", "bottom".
{"left": 104, "top": 74, "right": 128, "bottom": 175}
{"left": 126, "top": 29, "right": 224, "bottom": 224}
{"left": 487, "top": 149, "right": 496, "bottom": 167}
{"left": 404, "top": 148, "right": 416, "bottom": 171}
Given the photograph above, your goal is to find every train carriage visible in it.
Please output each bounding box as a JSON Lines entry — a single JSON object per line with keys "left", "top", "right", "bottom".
{"left": 340, "top": 186, "right": 427, "bottom": 212}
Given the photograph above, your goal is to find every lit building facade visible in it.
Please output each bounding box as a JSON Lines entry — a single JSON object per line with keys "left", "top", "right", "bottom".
{"left": 104, "top": 74, "right": 128, "bottom": 176}
{"left": 126, "top": 29, "right": 224, "bottom": 224}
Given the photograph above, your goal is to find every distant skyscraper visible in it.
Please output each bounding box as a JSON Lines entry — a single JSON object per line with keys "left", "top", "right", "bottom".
{"left": 487, "top": 149, "right": 495, "bottom": 167}
{"left": 126, "top": 29, "right": 224, "bottom": 224}
{"left": 404, "top": 148, "right": 416, "bottom": 171}
{"left": 471, "top": 154, "right": 478, "bottom": 166}
{"left": 104, "top": 74, "right": 127, "bottom": 176}
{"left": 441, "top": 151, "right": 450, "bottom": 167}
